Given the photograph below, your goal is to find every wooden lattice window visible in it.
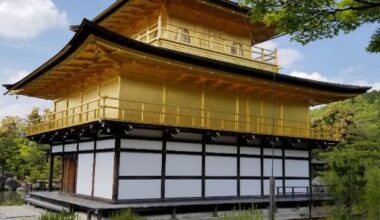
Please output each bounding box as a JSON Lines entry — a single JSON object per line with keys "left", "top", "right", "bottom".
{"left": 176, "top": 28, "right": 191, "bottom": 44}
{"left": 231, "top": 42, "right": 243, "bottom": 56}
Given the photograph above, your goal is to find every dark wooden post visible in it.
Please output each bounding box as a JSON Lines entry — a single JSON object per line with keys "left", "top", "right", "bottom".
{"left": 308, "top": 147, "right": 313, "bottom": 219}
{"left": 112, "top": 136, "right": 121, "bottom": 201}
{"left": 161, "top": 132, "right": 167, "bottom": 200}
{"left": 91, "top": 137, "right": 97, "bottom": 197}
{"left": 61, "top": 142, "right": 65, "bottom": 191}
{"left": 201, "top": 135, "right": 206, "bottom": 198}
{"left": 48, "top": 145, "right": 54, "bottom": 191}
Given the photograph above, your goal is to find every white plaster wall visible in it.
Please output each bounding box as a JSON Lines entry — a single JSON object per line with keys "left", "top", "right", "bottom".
{"left": 240, "top": 180, "right": 261, "bottom": 196}
{"left": 263, "top": 148, "right": 282, "bottom": 156}
{"left": 64, "top": 143, "right": 77, "bottom": 152}
{"left": 240, "top": 158, "right": 261, "bottom": 176}
{"left": 93, "top": 152, "right": 114, "bottom": 199}
{"left": 285, "top": 160, "right": 309, "bottom": 177}
{"left": 206, "top": 180, "right": 237, "bottom": 197}
{"left": 172, "top": 133, "right": 202, "bottom": 141}
{"left": 285, "top": 180, "right": 310, "bottom": 193}
{"left": 76, "top": 153, "right": 94, "bottom": 196}
{"left": 165, "top": 180, "right": 202, "bottom": 198}
{"left": 118, "top": 180, "right": 161, "bottom": 200}
{"left": 285, "top": 150, "right": 309, "bottom": 158}
{"left": 166, "top": 154, "right": 202, "bottom": 176}
{"left": 166, "top": 142, "right": 202, "bottom": 152}
{"left": 206, "top": 144, "right": 236, "bottom": 154}
{"left": 79, "top": 141, "right": 94, "bottom": 151}
{"left": 263, "top": 179, "right": 283, "bottom": 195}
{"left": 240, "top": 147, "right": 260, "bottom": 155}
{"left": 119, "top": 152, "right": 161, "bottom": 176}
{"left": 206, "top": 156, "right": 236, "bottom": 176}
{"left": 263, "top": 159, "right": 283, "bottom": 177}
{"left": 97, "top": 139, "right": 115, "bottom": 149}
{"left": 52, "top": 145, "right": 63, "bottom": 153}
{"left": 120, "top": 139, "right": 162, "bottom": 150}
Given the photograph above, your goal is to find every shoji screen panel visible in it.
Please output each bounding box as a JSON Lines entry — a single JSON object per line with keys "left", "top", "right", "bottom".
{"left": 165, "top": 142, "right": 202, "bottom": 198}
{"left": 118, "top": 139, "right": 162, "bottom": 200}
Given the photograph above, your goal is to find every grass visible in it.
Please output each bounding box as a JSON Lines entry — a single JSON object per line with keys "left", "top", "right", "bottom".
{"left": 109, "top": 209, "right": 144, "bottom": 220}
{"left": 221, "top": 205, "right": 264, "bottom": 220}
{"left": 39, "top": 212, "right": 77, "bottom": 220}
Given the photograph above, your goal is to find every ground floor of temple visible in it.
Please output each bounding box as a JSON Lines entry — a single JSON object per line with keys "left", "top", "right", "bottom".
{"left": 29, "top": 121, "right": 331, "bottom": 217}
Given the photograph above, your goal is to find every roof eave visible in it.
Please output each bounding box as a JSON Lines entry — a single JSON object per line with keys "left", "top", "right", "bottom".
{"left": 6, "top": 19, "right": 371, "bottom": 97}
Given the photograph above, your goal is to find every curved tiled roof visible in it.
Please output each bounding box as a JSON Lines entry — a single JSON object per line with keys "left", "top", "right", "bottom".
{"left": 4, "top": 19, "right": 370, "bottom": 95}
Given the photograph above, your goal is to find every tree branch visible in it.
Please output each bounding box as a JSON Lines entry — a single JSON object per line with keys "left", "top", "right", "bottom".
{"left": 353, "top": 0, "right": 380, "bottom": 7}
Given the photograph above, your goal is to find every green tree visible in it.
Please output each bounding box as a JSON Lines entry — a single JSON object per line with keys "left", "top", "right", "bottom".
{"left": 239, "top": 0, "right": 380, "bottom": 53}
{"left": 312, "top": 91, "right": 380, "bottom": 218}
{"left": 27, "top": 107, "right": 42, "bottom": 126}
{"left": 0, "top": 116, "right": 24, "bottom": 138}
{"left": 363, "top": 167, "right": 380, "bottom": 219}
{"left": 0, "top": 138, "right": 18, "bottom": 175}
{"left": 0, "top": 108, "right": 56, "bottom": 181}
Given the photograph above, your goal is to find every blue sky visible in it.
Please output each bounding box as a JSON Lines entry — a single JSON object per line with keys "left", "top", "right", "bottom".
{"left": 0, "top": 0, "right": 379, "bottom": 119}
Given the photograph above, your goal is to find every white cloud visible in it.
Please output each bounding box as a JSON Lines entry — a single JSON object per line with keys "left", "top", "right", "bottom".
{"left": 289, "top": 71, "right": 331, "bottom": 82}
{"left": 254, "top": 40, "right": 303, "bottom": 67}
{"left": 255, "top": 41, "right": 277, "bottom": 50}
{"left": 339, "top": 64, "right": 365, "bottom": 75}
{"left": 0, "top": 0, "right": 68, "bottom": 40}
{"left": 371, "top": 83, "right": 380, "bottom": 91}
{"left": 352, "top": 81, "right": 380, "bottom": 91}
{"left": 278, "top": 49, "right": 303, "bottom": 67}
{"left": 0, "top": 69, "right": 52, "bottom": 120}
{"left": 289, "top": 70, "right": 380, "bottom": 92}
{"left": 310, "top": 104, "right": 326, "bottom": 110}
{"left": 0, "top": 96, "right": 52, "bottom": 119}
{"left": 7, "top": 70, "right": 29, "bottom": 84}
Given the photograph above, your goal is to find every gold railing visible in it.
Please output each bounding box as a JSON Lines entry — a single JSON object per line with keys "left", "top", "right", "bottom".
{"left": 131, "top": 23, "right": 278, "bottom": 68}
{"left": 28, "top": 97, "right": 339, "bottom": 141}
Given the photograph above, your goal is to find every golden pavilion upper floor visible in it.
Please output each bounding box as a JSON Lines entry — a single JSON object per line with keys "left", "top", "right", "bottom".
{"left": 72, "top": 0, "right": 279, "bottom": 72}
{"left": 4, "top": 18, "right": 369, "bottom": 142}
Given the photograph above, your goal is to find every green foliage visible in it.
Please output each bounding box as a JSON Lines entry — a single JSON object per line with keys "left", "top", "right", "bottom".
{"left": 0, "top": 138, "right": 18, "bottom": 175}
{"left": 221, "top": 206, "right": 264, "bottom": 220}
{"left": 0, "top": 116, "right": 24, "bottom": 138}
{"left": 311, "top": 90, "right": 380, "bottom": 218}
{"left": 363, "top": 167, "right": 380, "bottom": 219}
{"left": 110, "top": 209, "right": 143, "bottom": 220}
{"left": 239, "top": 0, "right": 380, "bottom": 53}
{"left": 39, "top": 212, "right": 77, "bottom": 220}
{"left": 0, "top": 108, "right": 60, "bottom": 182}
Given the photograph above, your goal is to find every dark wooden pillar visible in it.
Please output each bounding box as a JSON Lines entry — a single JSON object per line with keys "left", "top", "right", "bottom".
{"left": 282, "top": 145, "right": 286, "bottom": 195}
{"left": 48, "top": 145, "right": 54, "bottom": 191}
{"left": 61, "top": 142, "right": 65, "bottom": 191}
{"left": 236, "top": 137, "right": 240, "bottom": 197}
{"left": 308, "top": 146, "right": 313, "bottom": 219}
{"left": 112, "top": 136, "right": 121, "bottom": 201}
{"left": 260, "top": 146, "right": 264, "bottom": 196}
{"left": 161, "top": 132, "right": 167, "bottom": 200}
{"left": 91, "top": 137, "right": 97, "bottom": 197}
{"left": 201, "top": 135, "right": 206, "bottom": 198}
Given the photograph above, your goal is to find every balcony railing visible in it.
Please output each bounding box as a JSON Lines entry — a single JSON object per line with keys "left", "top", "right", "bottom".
{"left": 276, "top": 185, "right": 330, "bottom": 200}
{"left": 28, "top": 97, "right": 339, "bottom": 141}
{"left": 131, "top": 23, "right": 278, "bottom": 71}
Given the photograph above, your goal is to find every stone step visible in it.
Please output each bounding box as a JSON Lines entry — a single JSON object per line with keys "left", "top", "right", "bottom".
{"left": 25, "top": 197, "right": 69, "bottom": 213}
